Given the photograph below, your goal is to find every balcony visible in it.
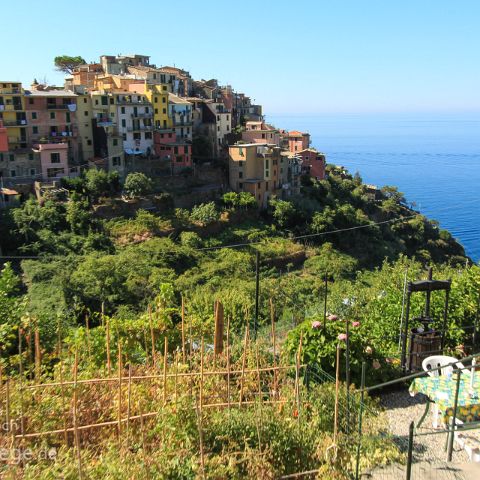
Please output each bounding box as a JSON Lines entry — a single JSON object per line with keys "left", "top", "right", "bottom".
{"left": 116, "top": 98, "right": 150, "bottom": 105}
{"left": 127, "top": 125, "right": 154, "bottom": 132}
{"left": 3, "top": 120, "right": 28, "bottom": 127}
{"left": 131, "top": 112, "right": 153, "bottom": 119}
{"left": 47, "top": 104, "right": 75, "bottom": 110}
{"left": 0, "top": 88, "right": 21, "bottom": 95}
{"left": 1, "top": 104, "right": 23, "bottom": 111}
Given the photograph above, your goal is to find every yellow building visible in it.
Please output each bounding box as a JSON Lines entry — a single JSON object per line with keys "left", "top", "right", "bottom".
{"left": 0, "top": 81, "right": 28, "bottom": 151}
{"left": 144, "top": 83, "right": 170, "bottom": 129}
{"left": 75, "top": 93, "right": 94, "bottom": 162}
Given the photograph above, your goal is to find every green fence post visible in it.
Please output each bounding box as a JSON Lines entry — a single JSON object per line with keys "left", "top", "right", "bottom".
{"left": 406, "top": 421, "right": 414, "bottom": 480}
{"left": 354, "top": 362, "right": 366, "bottom": 480}
{"left": 447, "top": 370, "right": 462, "bottom": 462}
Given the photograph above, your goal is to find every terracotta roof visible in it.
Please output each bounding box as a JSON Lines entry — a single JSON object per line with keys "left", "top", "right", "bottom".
{"left": 288, "top": 130, "right": 303, "bottom": 137}
{"left": 1, "top": 188, "right": 19, "bottom": 195}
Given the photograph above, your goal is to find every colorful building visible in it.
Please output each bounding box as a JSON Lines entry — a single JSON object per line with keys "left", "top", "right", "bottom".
{"left": 168, "top": 94, "right": 193, "bottom": 141}
{"left": 298, "top": 148, "right": 326, "bottom": 180}
{"left": 144, "top": 83, "right": 170, "bottom": 129}
{"left": 33, "top": 142, "right": 70, "bottom": 179}
{"left": 228, "top": 143, "right": 282, "bottom": 208}
{"left": 0, "top": 82, "right": 28, "bottom": 152}
{"left": 153, "top": 129, "right": 192, "bottom": 172}
{"left": 285, "top": 130, "right": 310, "bottom": 153}
{"left": 242, "top": 121, "right": 280, "bottom": 146}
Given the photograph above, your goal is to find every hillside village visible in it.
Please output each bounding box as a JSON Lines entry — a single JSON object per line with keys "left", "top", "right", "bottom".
{"left": 0, "top": 53, "right": 326, "bottom": 209}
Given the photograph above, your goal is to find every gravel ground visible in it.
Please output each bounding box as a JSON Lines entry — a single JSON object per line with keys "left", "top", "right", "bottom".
{"left": 361, "top": 390, "right": 473, "bottom": 479}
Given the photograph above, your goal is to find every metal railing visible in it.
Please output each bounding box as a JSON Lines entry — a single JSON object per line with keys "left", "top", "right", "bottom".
{"left": 47, "top": 104, "right": 75, "bottom": 110}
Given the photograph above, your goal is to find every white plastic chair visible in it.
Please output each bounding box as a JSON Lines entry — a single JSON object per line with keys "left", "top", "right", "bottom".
{"left": 422, "top": 355, "right": 467, "bottom": 377}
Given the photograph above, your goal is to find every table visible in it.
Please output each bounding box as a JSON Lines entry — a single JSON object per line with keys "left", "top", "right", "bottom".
{"left": 409, "top": 373, "right": 480, "bottom": 428}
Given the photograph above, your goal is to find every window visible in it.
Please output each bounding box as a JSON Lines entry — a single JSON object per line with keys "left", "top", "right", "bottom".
{"left": 121, "top": 107, "right": 125, "bottom": 114}
{"left": 9, "top": 154, "right": 14, "bottom": 162}
{"left": 29, "top": 98, "right": 34, "bottom": 105}
{"left": 109, "top": 98, "right": 114, "bottom": 105}
{"left": 145, "top": 107, "right": 149, "bottom": 113}
{"left": 31, "top": 112, "right": 37, "bottom": 120}
{"left": 29, "top": 153, "right": 34, "bottom": 160}
{"left": 162, "top": 108, "right": 166, "bottom": 114}
{"left": 32, "top": 126, "right": 38, "bottom": 134}
{"left": 113, "top": 139, "right": 118, "bottom": 146}
{"left": 265, "top": 159, "right": 269, "bottom": 168}
{"left": 50, "top": 152, "right": 61, "bottom": 163}
{"left": 162, "top": 97, "right": 166, "bottom": 103}
{"left": 257, "top": 183, "right": 261, "bottom": 188}
{"left": 227, "top": 125, "right": 230, "bottom": 131}
{"left": 95, "top": 99, "right": 99, "bottom": 105}
{"left": 176, "top": 155, "right": 183, "bottom": 163}
{"left": 227, "top": 115, "right": 229, "bottom": 121}
{"left": 262, "top": 133, "right": 265, "bottom": 139}
{"left": 162, "top": 85, "right": 167, "bottom": 91}
{"left": 155, "top": 108, "right": 159, "bottom": 114}
{"left": 10, "top": 169, "right": 16, "bottom": 177}
{"left": 239, "top": 161, "right": 243, "bottom": 167}
{"left": 122, "top": 134, "right": 127, "bottom": 141}
{"left": 239, "top": 182, "right": 243, "bottom": 189}
{"left": 101, "top": 96, "right": 108, "bottom": 106}
{"left": 112, "top": 156, "right": 121, "bottom": 166}
{"left": 83, "top": 98, "right": 87, "bottom": 103}
{"left": 239, "top": 171, "right": 243, "bottom": 179}
{"left": 153, "top": 73, "right": 157, "bottom": 80}
{"left": 145, "top": 132, "right": 152, "bottom": 139}
{"left": 174, "top": 146, "right": 179, "bottom": 154}
{"left": 133, "top": 133, "right": 141, "bottom": 140}
{"left": 217, "top": 115, "right": 220, "bottom": 121}
{"left": 30, "top": 168, "right": 36, "bottom": 176}
{"left": 84, "top": 111, "right": 88, "bottom": 116}
{"left": 154, "top": 96, "right": 158, "bottom": 103}
{"left": 265, "top": 181, "right": 269, "bottom": 190}
{"left": 0, "top": 154, "right": 3, "bottom": 161}
{"left": 50, "top": 112, "right": 56, "bottom": 119}
{"left": 121, "top": 119, "right": 126, "bottom": 127}
{"left": 217, "top": 126, "right": 220, "bottom": 131}
{"left": 87, "top": 139, "right": 92, "bottom": 146}
{"left": 66, "top": 112, "right": 71, "bottom": 123}
{"left": 168, "top": 133, "right": 172, "bottom": 138}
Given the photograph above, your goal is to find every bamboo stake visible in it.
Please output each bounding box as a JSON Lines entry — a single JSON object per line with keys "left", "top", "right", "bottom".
{"left": 127, "top": 364, "right": 132, "bottom": 441}
{"left": 101, "top": 301, "right": 105, "bottom": 327}
{"left": 24, "top": 365, "right": 299, "bottom": 389}
{"left": 194, "top": 394, "right": 206, "bottom": 479}
{"left": 214, "top": 300, "right": 224, "bottom": 357}
{"left": 139, "top": 403, "right": 149, "bottom": 478}
{"left": 174, "top": 352, "right": 179, "bottom": 407}
{"left": 163, "top": 337, "right": 168, "bottom": 406}
{"left": 18, "top": 325, "right": 25, "bottom": 436}
{"left": 85, "top": 312, "right": 91, "bottom": 359}
{"left": 5, "top": 376, "right": 10, "bottom": 434}
{"left": 295, "top": 332, "right": 303, "bottom": 420}
{"left": 256, "top": 344, "right": 262, "bottom": 401}
{"left": 58, "top": 358, "right": 69, "bottom": 445}
{"left": 200, "top": 337, "right": 204, "bottom": 409}
{"left": 270, "top": 298, "right": 278, "bottom": 400}
{"left": 181, "top": 296, "right": 186, "bottom": 363}
{"left": 238, "top": 324, "right": 250, "bottom": 406}
{"left": 34, "top": 325, "right": 41, "bottom": 382}
{"left": 73, "top": 348, "right": 83, "bottom": 479}
{"left": 117, "top": 343, "right": 122, "bottom": 439}
{"left": 226, "top": 315, "right": 231, "bottom": 409}
{"left": 105, "top": 316, "right": 111, "bottom": 375}
{"left": 148, "top": 305, "right": 156, "bottom": 368}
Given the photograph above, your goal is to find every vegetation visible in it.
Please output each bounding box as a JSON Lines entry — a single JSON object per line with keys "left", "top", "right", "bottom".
{"left": 123, "top": 172, "right": 153, "bottom": 198}
{"left": 0, "top": 164, "right": 474, "bottom": 477}
{"left": 53, "top": 55, "right": 87, "bottom": 74}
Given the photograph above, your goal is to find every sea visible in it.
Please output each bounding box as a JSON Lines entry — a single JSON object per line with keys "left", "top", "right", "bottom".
{"left": 269, "top": 113, "right": 480, "bottom": 262}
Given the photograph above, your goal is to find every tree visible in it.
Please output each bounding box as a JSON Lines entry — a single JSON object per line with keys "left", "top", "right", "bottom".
{"left": 238, "top": 192, "right": 256, "bottom": 209}
{"left": 270, "top": 199, "right": 297, "bottom": 228}
{"left": 124, "top": 172, "right": 153, "bottom": 199}
{"left": 190, "top": 202, "right": 220, "bottom": 226}
{"left": 222, "top": 192, "right": 238, "bottom": 209}
{"left": 66, "top": 195, "right": 91, "bottom": 234}
{"left": 54, "top": 55, "right": 86, "bottom": 74}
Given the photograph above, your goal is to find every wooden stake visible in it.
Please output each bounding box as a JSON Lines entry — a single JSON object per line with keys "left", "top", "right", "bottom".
{"left": 194, "top": 394, "right": 206, "bottom": 480}
{"left": 295, "top": 333, "right": 303, "bottom": 419}
{"left": 174, "top": 352, "right": 179, "bottom": 406}
{"left": 238, "top": 324, "right": 250, "bottom": 406}
{"left": 181, "top": 296, "right": 186, "bottom": 363}
{"left": 270, "top": 299, "right": 278, "bottom": 400}
{"left": 59, "top": 359, "right": 69, "bottom": 445}
{"left": 148, "top": 305, "right": 156, "bottom": 368}
{"left": 213, "top": 300, "right": 224, "bottom": 356}
{"left": 5, "top": 376, "right": 10, "bottom": 434}
{"left": 85, "top": 312, "right": 91, "bottom": 359}
{"left": 163, "top": 337, "right": 168, "bottom": 406}
{"left": 18, "top": 325, "right": 25, "bottom": 436}
{"left": 105, "top": 316, "right": 111, "bottom": 375}
{"left": 126, "top": 364, "right": 132, "bottom": 442}
{"left": 73, "top": 348, "right": 83, "bottom": 479}
{"left": 226, "top": 315, "right": 231, "bottom": 409}
{"left": 139, "top": 404, "right": 149, "bottom": 478}
{"left": 200, "top": 337, "right": 204, "bottom": 409}
{"left": 34, "top": 326, "right": 41, "bottom": 382}
{"left": 256, "top": 344, "right": 262, "bottom": 401}
{"left": 117, "top": 343, "right": 122, "bottom": 438}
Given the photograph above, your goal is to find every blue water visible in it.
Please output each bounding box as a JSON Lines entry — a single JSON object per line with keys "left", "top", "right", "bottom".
{"left": 269, "top": 113, "right": 480, "bottom": 261}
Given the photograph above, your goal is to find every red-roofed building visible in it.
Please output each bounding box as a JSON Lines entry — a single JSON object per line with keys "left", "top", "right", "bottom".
{"left": 153, "top": 129, "right": 192, "bottom": 172}
{"left": 286, "top": 130, "right": 310, "bottom": 153}
{"left": 298, "top": 148, "right": 326, "bottom": 180}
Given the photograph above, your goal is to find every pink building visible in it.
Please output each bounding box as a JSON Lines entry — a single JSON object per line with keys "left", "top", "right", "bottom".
{"left": 241, "top": 121, "right": 280, "bottom": 146}
{"left": 0, "top": 121, "right": 8, "bottom": 152}
{"left": 298, "top": 148, "right": 326, "bottom": 180}
{"left": 286, "top": 130, "right": 310, "bottom": 153}
{"left": 33, "top": 143, "right": 69, "bottom": 179}
{"left": 153, "top": 129, "right": 192, "bottom": 171}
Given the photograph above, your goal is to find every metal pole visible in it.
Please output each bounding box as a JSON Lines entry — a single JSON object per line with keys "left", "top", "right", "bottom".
{"left": 254, "top": 251, "right": 260, "bottom": 338}
{"left": 440, "top": 288, "right": 450, "bottom": 351}
{"left": 447, "top": 370, "right": 462, "bottom": 461}
{"left": 401, "top": 290, "right": 411, "bottom": 370}
{"left": 398, "top": 267, "right": 409, "bottom": 350}
{"left": 406, "top": 421, "right": 414, "bottom": 480}
{"left": 346, "top": 317, "right": 351, "bottom": 433}
{"left": 355, "top": 362, "right": 366, "bottom": 480}
{"left": 425, "top": 266, "right": 433, "bottom": 317}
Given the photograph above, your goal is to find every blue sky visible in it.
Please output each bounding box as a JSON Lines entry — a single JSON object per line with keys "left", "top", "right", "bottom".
{"left": 1, "top": 0, "right": 479, "bottom": 114}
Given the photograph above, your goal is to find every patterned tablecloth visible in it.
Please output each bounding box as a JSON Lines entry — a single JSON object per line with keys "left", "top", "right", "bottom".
{"left": 409, "top": 374, "right": 480, "bottom": 424}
